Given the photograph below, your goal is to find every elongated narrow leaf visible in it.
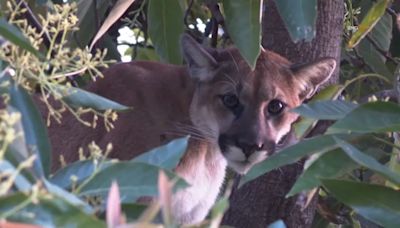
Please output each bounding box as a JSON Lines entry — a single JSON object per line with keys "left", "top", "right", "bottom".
{"left": 293, "top": 100, "right": 357, "bottom": 120}
{"left": 328, "top": 101, "right": 400, "bottom": 134}
{"left": 293, "top": 85, "right": 343, "bottom": 138}
{"left": 72, "top": 0, "right": 110, "bottom": 48}
{"left": 0, "top": 160, "right": 32, "bottom": 192}
{"left": 321, "top": 179, "right": 400, "bottom": 227}
{"left": 3, "top": 108, "right": 36, "bottom": 183}
{"left": 334, "top": 137, "right": 400, "bottom": 185}
{"left": 132, "top": 136, "right": 188, "bottom": 169}
{"left": 50, "top": 160, "right": 112, "bottom": 190}
{"left": 90, "top": 0, "right": 136, "bottom": 50}
{"left": 222, "top": 0, "right": 261, "bottom": 69}
{"left": 241, "top": 134, "right": 344, "bottom": 186}
{"left": 78, "top": 162, "right": 188, "bottom": 202}
{"left": 107, "top": 182, "right": 122, "bottom": 228}
{"left": 147, "top": 0, "right": 183, "bottom": 64}
{"left": 55, "top": 85, "right": 130, "bottom": 111}
{"left": 9, "top": 82, "right": 51, "bottom": 177}
{"left": 387, "top": 133, "right": 400, "bottom": 188}
{"left": 356, "top": 13, "right": 393, "bottom": 78}
{"left": 0, "top": 193, "right": 104, "bottom": 227}
{"left": 44, "top": 180, "right": 93, "bottom": 213}
{"left": 288, "top": 149, "right": 358, "bottom": 196}
{"left": 274, "top": 0, "right": 317, "bottom": 42}
{"left": 0, "top": 18, "right": 39, "bottom": 56}
{"left": 348, "top": 0, "right": 390, "bottom": 48}
{"left": 357, "top": 38, "right": 392, "bottom": 78}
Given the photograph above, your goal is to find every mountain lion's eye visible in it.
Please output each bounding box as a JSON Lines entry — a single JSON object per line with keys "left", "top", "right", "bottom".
{"left": 268, "top": 99, "right": 285, "bottom": 115}
{"left": 221, "top": 94, "right": 239, "bottom": 109}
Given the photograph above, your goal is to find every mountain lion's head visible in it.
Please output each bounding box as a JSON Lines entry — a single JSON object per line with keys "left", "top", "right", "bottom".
{"left": 181, "top": 34, "right": 336, "bottom": 174}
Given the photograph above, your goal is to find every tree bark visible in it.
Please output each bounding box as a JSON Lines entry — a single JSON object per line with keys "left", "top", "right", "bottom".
{"left": 222, "top": 1, "right": 343, "bottom": 227}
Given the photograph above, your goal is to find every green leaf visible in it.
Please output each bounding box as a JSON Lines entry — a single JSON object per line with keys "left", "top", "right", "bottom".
{"left": 135, "top": 47, "right": 160, "bottom": 62}
{"left": 274, "top": 0, "right": 317, "bottom": 42}
{"left": 78, "top": 162, "right": 188, "bottom": 202}
{"left": 334, "top": 137, "right": 400, "bottom": 185}
{"left": 121, "top": 203, "right": 148, "bottom": 221}
{"left": 357, "top": 35, "right": 392, "bottom": 78}
{"left": 89, "top": 0, "right": 135, "bottom": 50}
{"left": 0, "top": 160, "right": 32, "bottom": 192}
{"left": 268, "top": 220, "right": 287, "bottom": 228}
{"left": 328, "top": 101, "right": 400, "bottom": 134}
{"left": 0, "top": 18, "right": 39, "bottom": 57}
{"left": 50, "top": 160, "right": 111, "bottom": 190}
{"left": 287, "top": 149, "right": 358, "bottom": 196}
{"left": 147, "top": 0, "right": 184, "bottom": 65}
{"left": 241, "top": 134, "right": 342, "bottom": 186}
{"left": 293, "top": 85, "right": 343, "bottom": 138}
{"left": 0, "top": 193, "right": 104, "bottom": 227}
{"left": 3, "top": 107, "right": 36, "bottom": 183}
{"left": 348, "top": 0, "right": 390, "bottom": 48}
{"left": 293, "top": 100, "right": 357, "bottom": 120}
{"left": 321, "top": 179, "right": 400, "bottom": 227}
{"left": 43, "top": 179, "right": 93, "bottom": 213}
{"left": 54, "top": 85, "right": 130, "bottom": 111}
{"left": 222, "top": 0, "right": 261, "bottom": 69}
{"left": 132, "top": 136, "right": 189, "bottom": 169}
{"left": 354, "top": 3, "right": 392, "bottom": 78}
{"left": 9, "top": 82, "right": 51, "bottom": 177}
{"left": 387, "top": 133, "right": 400, "bottom": 188}
{"left": 72, "top": 0, "right": 110, "bottom": 48}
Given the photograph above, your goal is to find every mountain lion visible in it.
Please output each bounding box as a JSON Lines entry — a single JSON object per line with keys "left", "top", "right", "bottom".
{"left": 46, "top": 34, "right": 336, "bottom": 224}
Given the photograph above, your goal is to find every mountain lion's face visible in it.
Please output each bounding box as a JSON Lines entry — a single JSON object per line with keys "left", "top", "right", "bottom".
{"left": 181, "top": 35, "right": 336, "bottom": 174}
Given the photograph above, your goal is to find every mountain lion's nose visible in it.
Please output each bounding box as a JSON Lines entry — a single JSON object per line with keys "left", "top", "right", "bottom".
{"left": 236, "top": 140, "right": 264, "bottom": 158}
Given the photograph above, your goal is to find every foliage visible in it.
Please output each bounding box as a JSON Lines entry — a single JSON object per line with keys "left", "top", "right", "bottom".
{"left": 0, "top": 0, "right": 400, "bottom": 227}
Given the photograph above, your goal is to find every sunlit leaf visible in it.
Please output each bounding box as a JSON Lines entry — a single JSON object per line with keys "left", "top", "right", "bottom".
{"left": 222, "top": 0, "right": 261, "bottom": 69}
{"left": 90, "top": 0, "right": 136, "bottom": 50}
{"left": 348, "top": 0, "right": 391, "bottom": 48}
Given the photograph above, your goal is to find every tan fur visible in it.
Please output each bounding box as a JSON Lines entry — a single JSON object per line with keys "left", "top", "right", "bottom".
{"left": 44, "top": 34, "right": 336, "bottom": 224}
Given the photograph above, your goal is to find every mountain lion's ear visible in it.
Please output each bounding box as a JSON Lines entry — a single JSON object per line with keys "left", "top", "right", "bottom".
{"left": 180, "top": 34, "right": 218, "bottom": 82}
{"left": 292, "top": 58, "right": 336, "bottom": 100}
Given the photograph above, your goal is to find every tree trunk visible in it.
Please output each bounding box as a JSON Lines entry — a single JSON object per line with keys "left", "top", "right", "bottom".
{"left": 222, "top": 1, "right": 343, "bottom": 227}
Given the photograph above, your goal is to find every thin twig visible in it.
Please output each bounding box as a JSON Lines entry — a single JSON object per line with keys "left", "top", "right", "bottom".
{"left": 15, "top": 0, "right": 51, "bottom": 49}
{"left": 183, "top": 0, "right": 195, "bottom": 29}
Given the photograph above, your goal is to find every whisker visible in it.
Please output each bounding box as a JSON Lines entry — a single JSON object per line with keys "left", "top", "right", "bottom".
{"left": 227, "top": 51, "right": 240, "bottom": 73}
